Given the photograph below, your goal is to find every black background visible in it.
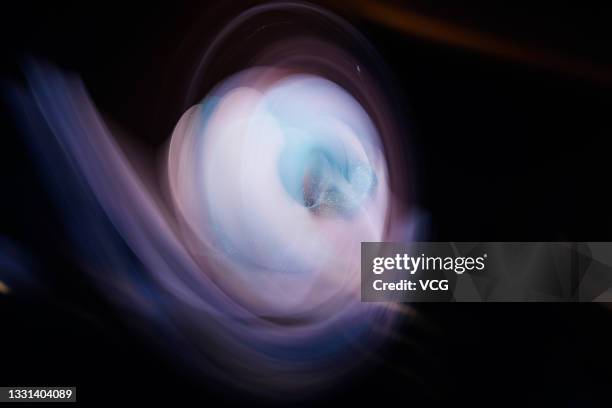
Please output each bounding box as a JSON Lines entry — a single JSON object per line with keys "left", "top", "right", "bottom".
{"left": 2, "top": 1, "right": 612, "bottom": 406}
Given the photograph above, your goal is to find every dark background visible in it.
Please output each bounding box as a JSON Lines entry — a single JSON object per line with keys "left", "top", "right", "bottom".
{"left": 2, "top": 1, "right": 612, "bottom": 405}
